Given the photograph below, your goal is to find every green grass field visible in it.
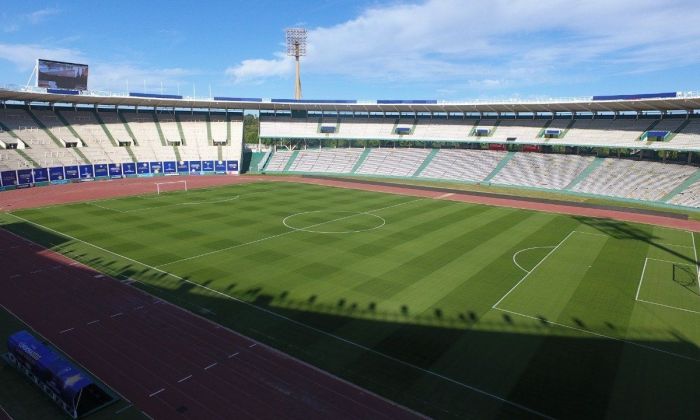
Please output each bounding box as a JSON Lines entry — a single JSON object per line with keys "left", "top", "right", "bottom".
{"left": 1, "top": 181, "right": 699, "bottom": 419}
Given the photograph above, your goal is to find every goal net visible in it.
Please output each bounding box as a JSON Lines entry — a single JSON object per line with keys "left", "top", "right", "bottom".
{"left": 156, "top": 180, "right": 188, "bottom": 195}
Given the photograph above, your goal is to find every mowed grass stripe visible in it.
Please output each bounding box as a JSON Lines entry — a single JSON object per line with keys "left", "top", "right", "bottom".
{"left": 5, "top": 182, "right": 700, "bottom": 420}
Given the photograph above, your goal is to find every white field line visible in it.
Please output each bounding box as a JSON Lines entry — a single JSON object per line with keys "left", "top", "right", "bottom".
{"left": 2, "top": 213, "right": 551, "bottom": 419}
{"left": 87, "top": 195, "right": 240, "bottom": 214}
{"left": 572, "top": 231, "right": 607, "bottom": 237}
{"left": 512, "top": 246, "right": 555, "bottom": 273}
{"left": 691, "top": 231, "right": 699, "bottom": 283}
{"left": 157, "top": 197, "right": 425, "bottom": 268}
{"left": 637, "top": 299, "right": 700, "bottom": 315}
{"left": 493, "top": 231, "right": 577, "bottom": 309}
{"left": 635, "top": 258, "right": 650, "bottom": 301}
{"left": 658, "top": 242, "right": 694, "bottom": 250}
{"left": 0, "top": 404, "right": 14, "bottom": 420}
{"left": 494, "top": 307, "right": 699, "bottom": 362}
{"left": 646, "top": 258, "right": 695, "bottom": 267}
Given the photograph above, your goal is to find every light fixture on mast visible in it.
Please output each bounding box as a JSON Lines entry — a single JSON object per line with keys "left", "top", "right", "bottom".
{"left": 285, "top": 28, "right": 307, "bottom": 100}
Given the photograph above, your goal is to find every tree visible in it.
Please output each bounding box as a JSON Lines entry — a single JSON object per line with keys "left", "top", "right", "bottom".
{"left": 243, "top": 114, "right": 259, "bottom": 145}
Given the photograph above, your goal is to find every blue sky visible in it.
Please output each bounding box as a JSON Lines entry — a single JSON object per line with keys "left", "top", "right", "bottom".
{"left": 1, "top": 0, "right": 699, "bottom": 101}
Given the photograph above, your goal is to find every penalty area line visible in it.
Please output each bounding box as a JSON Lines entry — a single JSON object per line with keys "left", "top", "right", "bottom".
{"left": 493, "top": 307, "right": 699, "bottom": 362}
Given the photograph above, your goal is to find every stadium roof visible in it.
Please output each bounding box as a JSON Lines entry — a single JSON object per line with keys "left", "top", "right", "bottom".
{"left": 1, "top": 88, "right": 700, "bottom": 114}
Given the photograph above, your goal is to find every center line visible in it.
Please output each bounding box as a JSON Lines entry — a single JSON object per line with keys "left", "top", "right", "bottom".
{"left": 227, "top": 352, "right": 240, "bottom": 358}
{"left": 59, "top": 328, "right": 74, "bottom": 334}
{"left": 204, "top": 362, "right": 217, "bottom": 370}
{"left": 87, "top": 320, "right": 100, "bottom": 325}
{"left": 110, "top": 312, "right": 123, "bottom": 318}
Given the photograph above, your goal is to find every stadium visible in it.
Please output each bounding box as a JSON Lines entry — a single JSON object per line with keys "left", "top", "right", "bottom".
{"left": 1, "top": 2, "right": 700, "bottom": 420}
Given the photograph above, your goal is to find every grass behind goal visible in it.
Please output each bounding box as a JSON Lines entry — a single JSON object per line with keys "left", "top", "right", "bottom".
{"left": 2, "top": 181, "right": 699, "bottom": 419}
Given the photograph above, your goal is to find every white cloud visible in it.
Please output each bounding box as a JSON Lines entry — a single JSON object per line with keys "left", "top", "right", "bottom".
{"left": 225, "top": 53, "right": 294, "bottom": 83}
{"left": 26, "top": 7, "right": 60, "bottom": 24}
{"left": 226, "top": 0, "right": 700, "bottom": 90}
{"left": 0, "top": 43, "right": 197, "bottom": 92}
{"left": 0, "top": 43, "right": 85, "bottom": 71}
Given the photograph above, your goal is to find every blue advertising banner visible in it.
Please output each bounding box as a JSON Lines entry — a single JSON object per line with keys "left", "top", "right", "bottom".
{"left": 79, "top": 164, "right": 94, "bottom": 179}
{"left": 202, "top": 160, "right": 215, "bottom": 172}
{"left": 137, "top": 162, "right": 150, "bottom": 174}
{"left": 33, "top": 168, "right": 49, "bottom": 183}
{"left": 122, "top": 162, "right": 136, "bottom": 175}
{"left": 226, "top": 160, "right": 239, "bottom": 172}
{"left": 149, "top": 161, "right": 163, "bottom": 174}
{"left": 49, "top": 166, "right": 65, "bottom": 182}
{"left": 177, "top": 161, "right": 189, "bottom": 173}
{"left": 94, "top": 164, "right": 108, "bottom": 178}
{"left": 189, "top": 161, "right": 202, "bottom": 172}
{"left": 214, "top": 161, "right": 227, "bottom": 172}
{"left": 163, "top": 161, "right": 177, "bottom": 174}
{"left": 64, "top": 165, "right": 79, "bottom": 180}
{"left": 1, "top": 170, "right": 17, "bottom": 187}
{"left": 108, "top": 163, "right": 123, "bottom": 178}
{"left": 17, "top": 169, "right": 33, "bottom": 185}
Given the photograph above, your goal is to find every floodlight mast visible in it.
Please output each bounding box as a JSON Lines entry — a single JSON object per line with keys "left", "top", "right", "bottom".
{"left": 286, "top": 28, "right": 307, "bottom": 100}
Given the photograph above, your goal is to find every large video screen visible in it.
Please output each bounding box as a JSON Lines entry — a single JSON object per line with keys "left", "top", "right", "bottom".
{"left": 37, "top": 59, "right": 88, "bottom": 91}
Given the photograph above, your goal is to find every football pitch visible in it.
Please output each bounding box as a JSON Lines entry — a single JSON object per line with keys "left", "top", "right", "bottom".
{"left": 2, "top": 181, "right": 699, "bottom": 419}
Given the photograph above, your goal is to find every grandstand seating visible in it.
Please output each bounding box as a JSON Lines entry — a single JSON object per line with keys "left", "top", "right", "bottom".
{"left": 264, "top": 150, "right": 294, "bottom": 171}
{"left": 572, "top": 158, "right": 696, "bottom": 201}
{"left": 491, "top": 153, "right": 595, "bottom": 190}
{"left": 288, "top": 148, "right": 364, "bottom": 173}
{"left": 668, "top": 179, "right": 700, "bottom": 208}
{"left": 355, "top": 148, "right": 431, "bottom": 177}
{"left": 418, "top": 149, "right": 506, "bottom": 181}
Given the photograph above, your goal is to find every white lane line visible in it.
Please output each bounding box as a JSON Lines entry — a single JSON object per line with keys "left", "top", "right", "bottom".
{"left": 227, "top": 352, "right": 239, "bottom": 359}
{"left": 134, "top": 305, "right": 145, "bottom": 310}
{"left": 177, "top": 375, "right": 192, "bottom": 383}
{"left": 204, "top": 362, "right": 218, "bottom": 370}
{"left": 435, "top": 193, "right": 454, "bottom": 199}
{"left": 110, "top": 312, "right": 123, "bottom": 318}
{"left": 148, "top": 388, "right": 165, "bottom": 398}
{"left": 94, "top": 274, "right": 105, "bottom": 278}
{"left": 59, "top": 328, "right": 74, "bottom": 334}
{"left": 87, "top": 319, "right": 100, "bottom": 325}
{"left": 141, "top": 411, "right": 154, "bottom": 420}
{"left": 248, "top": 343, "right": 257, "bottom": 348}
{"left": 114, "top": 404, "right": 132, "bottom": 414}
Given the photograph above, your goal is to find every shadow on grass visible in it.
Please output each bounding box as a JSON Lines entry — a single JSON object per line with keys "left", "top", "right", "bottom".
{"left": 2, "top": 221, "right": 699, "bottom": 420}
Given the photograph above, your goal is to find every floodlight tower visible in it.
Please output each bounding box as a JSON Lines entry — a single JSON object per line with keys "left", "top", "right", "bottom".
{"left": 286, "top": 28, "right": 307, "bottom": 100}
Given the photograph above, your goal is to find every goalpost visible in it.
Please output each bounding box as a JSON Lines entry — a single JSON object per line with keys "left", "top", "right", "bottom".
{"left": 155, "top": 180, "right": 188, "bottom": 195}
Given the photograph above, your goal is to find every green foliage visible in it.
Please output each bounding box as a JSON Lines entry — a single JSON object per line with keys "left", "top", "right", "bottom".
{"left": 243, "top": 114, "right": 259, "bottom": 144}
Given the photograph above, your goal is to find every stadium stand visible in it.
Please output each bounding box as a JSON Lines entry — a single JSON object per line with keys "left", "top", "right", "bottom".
{"left": 491, "top": 153, "right": 595, "bottom": 190}
{"left": 572, "top": 158, "right": 697, "bottom": 201}
{"left": 355, "top": 148, "right": 431, "bottom": 177}
{"left": 287, "top": 148, "right": 364, "bottom": 173}
{"left": 418, "top": 149, "right": 507, "bottom": 181}
{"left": 264, "top": 150, "right": 295, "bottom": 171}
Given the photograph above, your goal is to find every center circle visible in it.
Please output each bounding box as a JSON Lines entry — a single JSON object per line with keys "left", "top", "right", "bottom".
{"left": 282, "top": 210, "right": 386, "bottom": 234}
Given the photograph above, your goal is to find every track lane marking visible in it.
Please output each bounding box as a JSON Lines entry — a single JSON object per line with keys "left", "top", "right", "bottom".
{"left": 148, "top": 388, "right": 165, "bottom": 398}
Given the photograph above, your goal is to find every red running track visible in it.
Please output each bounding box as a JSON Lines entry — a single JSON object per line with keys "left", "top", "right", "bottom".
{"left": 3, "top": 174, "right": 699, "bottom": 231}
{"left": 0, "top": 229, "right": 423, "bottom": 419}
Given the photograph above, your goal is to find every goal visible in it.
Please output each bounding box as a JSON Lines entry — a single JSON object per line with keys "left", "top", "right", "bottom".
{"left": 155, "top": 180, "right": 188, "bottom": 195}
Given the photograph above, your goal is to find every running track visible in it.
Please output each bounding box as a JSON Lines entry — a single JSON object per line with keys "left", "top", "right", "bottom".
{"left": 0, "top": 229, "right": 422, "bottom": 419}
